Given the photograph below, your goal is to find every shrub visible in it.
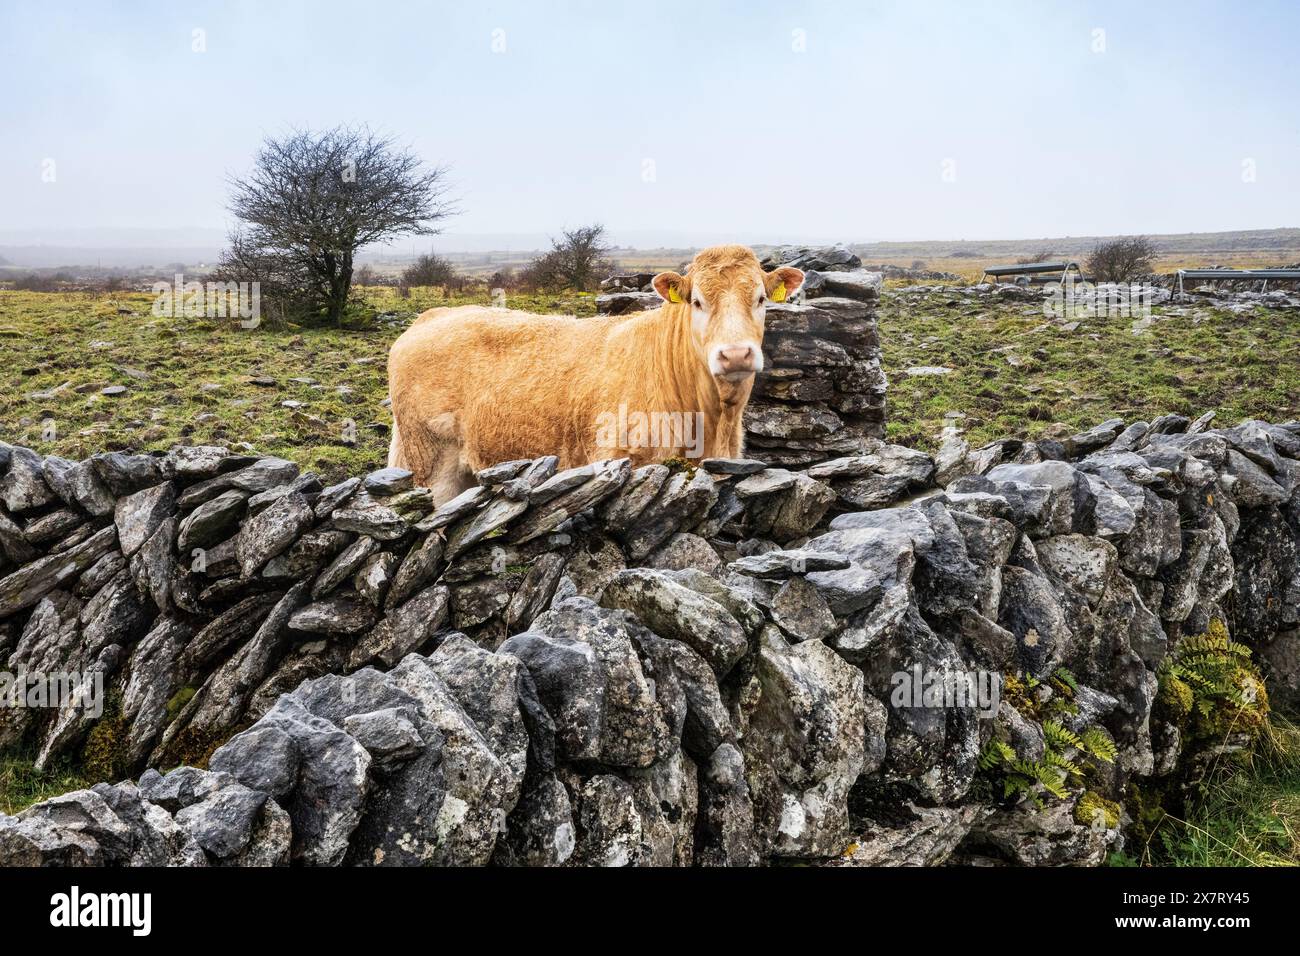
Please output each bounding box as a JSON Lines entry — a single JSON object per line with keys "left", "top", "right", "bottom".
{"left": 401, "top": 253, "right": 457, "bottom": 287}
{"left": 1085, "top": 236, "right": 1156, "bottom": 283}
{"left": 519, "top": 224, "right": 615, "bottom": 292}
{"left": 11, "top": 272, "right": 67, "bottom": 292}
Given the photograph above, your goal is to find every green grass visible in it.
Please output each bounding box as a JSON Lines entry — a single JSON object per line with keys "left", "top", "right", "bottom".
{"left": 0, "top": 751, "right": 91, "bottom": 816}
{"left": 881, "top": 291, "right": 1300, "bottom": 451}
{"left": 1126, "top": 719, "right": 1300, "bottom": 867}
{"left": 5, "top": 285, "right": 1296, "bottom": 481}
{"left": 0, "top": 286, "right": 593, "bottom": 483}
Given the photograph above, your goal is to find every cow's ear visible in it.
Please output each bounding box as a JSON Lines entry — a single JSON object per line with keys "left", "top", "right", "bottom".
{"left": 653, "top": 271, "right": 691, "bottom": 305}
{"left": 764, "top": 267, "right": 804, "bottom": 302}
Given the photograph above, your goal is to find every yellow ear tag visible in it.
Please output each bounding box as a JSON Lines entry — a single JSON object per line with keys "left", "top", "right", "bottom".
{"left": 771, "top": 282, "right": 787, "bottom": 302}
{"left": 668, "top": 287, "right": 683, "bottom": 304}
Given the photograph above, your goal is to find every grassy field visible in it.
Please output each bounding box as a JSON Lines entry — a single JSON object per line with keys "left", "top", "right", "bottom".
{"left": 358, "top": 250, "right": 1300, "bottom": 284}
{"left": 866, "top": 250, "right": 1300, "bottom": 283}
{"left": 881, "top": 290, "right": 1300, "bottom": 451}
{"left": 363, "top": 249, "right": 688, "bottom": 280}
{"left": 365, "top": 228, "right": 1300, "bottom": 283}
{"left": 848, "top": 228, "right": 1300, "bottom": 282}
{"left": 2, "top": 285, "right": 1298, "bottom": 482}
{"left": 0, "top": 287, "right": 597, "bottom": 483}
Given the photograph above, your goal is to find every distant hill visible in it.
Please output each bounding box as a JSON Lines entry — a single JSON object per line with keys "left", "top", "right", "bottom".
{"left": 841, "top": 228, "right": 1300, "bottom": 262}
{"left": 0, "top": 246, "right": 223, "bottom": 270}
{"left": 2, "top": 227, "right": 1296, "bottom": 275}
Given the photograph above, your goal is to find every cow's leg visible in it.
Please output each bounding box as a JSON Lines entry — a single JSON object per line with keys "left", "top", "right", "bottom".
{"left": 393, "top": 409, "right": 475, "bottom": 504}
{"left": 423, "top": 441, "right": 475, "bottom": 504}
{"left": 719, "top": 411, "right": 747, "bottom": 459}
{"left": 387, "top": 422, "right": 407, "bottom": 469}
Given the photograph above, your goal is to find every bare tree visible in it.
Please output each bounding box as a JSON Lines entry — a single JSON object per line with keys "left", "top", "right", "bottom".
{"left": 516, "top": 252, "right": 557, "bottom": 291}
{"left": 1085, "top": 236, "right": 1157, "bottom": 283}
{"left": 1016, "top": 249, "right": 1055, "bottom": 264}
{"left": 520, "top": 224, "right": 615, "bottom": 291}
{"left": 224, "top": 126, "right": 456, "bottom": 324}
{"left": 516, "top": 252, "right": 558, "bottom": 291}
{"left": 557, "top": 225, "right": 616, "bottom": 291}
{"left": 210, "top": 229, "right": 313, "bottom": 322}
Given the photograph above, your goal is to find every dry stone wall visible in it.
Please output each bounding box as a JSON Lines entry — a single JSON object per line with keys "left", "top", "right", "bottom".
{"left": 3, "top": 405, "right": 1299, "bottom": 867}
{"left": 745, "top": 296, "right": 886, "bottom": 465}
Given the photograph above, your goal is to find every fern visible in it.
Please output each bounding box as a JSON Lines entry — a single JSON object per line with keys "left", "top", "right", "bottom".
{"left": 1010, "top": 759, "right": 1070, "bottom": 799}
{"left": 1177, "top": 653, "right": 1234, "bottom": 680}
{"left": 1051, "top": 667, "right": 1078, "bottom": 696}
{"left": 980, "top": 738, "right": 1015, "bottom": 771}
{"left": 1158, "top": 619, "right": 1270, "bottom": 743}
{"left": 1080, "top": 726, "right": 1118, "bottom": 763}
{"left": 981, "top": 708, "right": 1121, "bottom": 810}
{"left": 1042, "top": 748, "right": 1085, "bottom": 780}
{"left": 1165, "top": 661, "right": 1216, "bottom": 691}
{"left": 1177, "top": 632, "right": 1251, "bottom": 660}
{"left": 1042, "top": 719, "right": 1083, "bottom": 752}
{"left": 1002, "top": 774, "right": 1044, "bottom": 808}
{"left": 1175, "top": 633, "right": 1219, "bottom": 655}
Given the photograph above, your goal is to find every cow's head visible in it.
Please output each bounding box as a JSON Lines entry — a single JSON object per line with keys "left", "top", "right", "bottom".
{"left": 652, "top": 245, "right": 803, "bottom": 400}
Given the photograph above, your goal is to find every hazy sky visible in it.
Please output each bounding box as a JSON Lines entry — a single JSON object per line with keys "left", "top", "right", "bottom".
{"left": 2, "top": 0, "right": 1298, "bottom": 247}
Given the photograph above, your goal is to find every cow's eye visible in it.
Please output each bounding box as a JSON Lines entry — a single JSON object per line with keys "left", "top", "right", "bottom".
{"left": 758, "top": 295, "right": 766, "bottom": 305}
{"left": 693, "top": 299, "right": 703, "bottom": 309}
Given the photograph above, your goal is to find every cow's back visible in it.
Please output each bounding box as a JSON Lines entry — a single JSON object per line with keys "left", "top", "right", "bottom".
{"left": 388, "top": 305, "right": 616, "bottom": 469}
{"left": 391, "top": 305, "right": 601, "bottom": 391}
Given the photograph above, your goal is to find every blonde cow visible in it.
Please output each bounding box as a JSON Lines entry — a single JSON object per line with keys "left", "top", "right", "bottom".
{"left": 386, "top": 245, "right": 804, "bottom": 503}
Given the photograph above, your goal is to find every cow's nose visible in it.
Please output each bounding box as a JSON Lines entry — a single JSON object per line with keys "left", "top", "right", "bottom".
{"left": 718, "top": 345, "right": 754, "bottom": 372}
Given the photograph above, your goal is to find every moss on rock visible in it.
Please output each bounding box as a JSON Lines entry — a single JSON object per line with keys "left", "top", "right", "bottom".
{"left": 79, "top": 691, "right": 131, "bottom": 783}
{"left": 1074, "top": 790, "right": 1121, "bottom": 829}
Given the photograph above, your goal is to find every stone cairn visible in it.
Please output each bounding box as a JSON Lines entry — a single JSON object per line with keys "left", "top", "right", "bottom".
{"left": 597, "top": 245, "right": 888, "bottom": 466}
{"left": 3, "top": 404, "right": 1299, "bottom": 867}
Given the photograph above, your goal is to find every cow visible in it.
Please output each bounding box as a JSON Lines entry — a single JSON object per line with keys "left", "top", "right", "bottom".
{"left": 386, "top": 244, "right": 803, "bottom": 503}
